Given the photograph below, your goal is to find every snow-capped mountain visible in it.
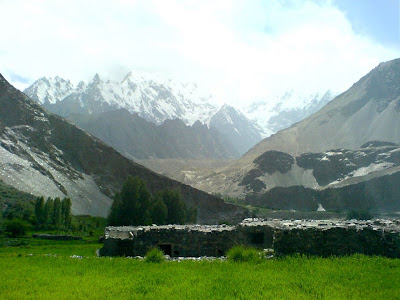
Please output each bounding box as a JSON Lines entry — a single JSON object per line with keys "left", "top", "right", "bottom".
{"left": 209, "top": 104, "right": 263, "bottom": 155}
{"left": 24, "top": 72, "right": 335, "bottom": 155}
{"left": 0, "top": 73, "right": 250, "bottom": 223}
{"left": 244, "top": 90, "right": 335, "bottom": 135}
{"left": 24, "top": 72, "right": 266, "bottom": 155}
{"left": 24, "top": 76, "right": 74, "bottom": 104}
{"left": 25, "top": 72, "right": 219, "bottom": 126}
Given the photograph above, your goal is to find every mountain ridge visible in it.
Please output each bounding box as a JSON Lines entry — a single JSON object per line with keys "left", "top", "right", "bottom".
{"left": 24, "top": 73, "right": 264, "bottom": 154}
{"left": 68, "top": 108, "right": 240, "bottom": 160}
{"left": 0, "top": 74, "right": 250, "bottom": 223}
{"left": 242, "top": 58, "right": 400, "bottom": 161}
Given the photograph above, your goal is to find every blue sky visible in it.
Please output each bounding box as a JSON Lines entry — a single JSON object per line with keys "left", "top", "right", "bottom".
{"left": 334, "top": 0, "right": 399, "bottom": 48}
{"left": 0, "top": 0, "right": 398, "bottom": 107}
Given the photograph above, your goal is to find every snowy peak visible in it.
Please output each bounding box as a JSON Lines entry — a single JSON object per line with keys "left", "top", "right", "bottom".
{"left": 209, "top": 104, "right": 262, "bottom": 155}
{"left": 244, "top": 89, "right": 335, "bottom": 134}
{"left": 91, "top": 73, "right": 101, "bottom": 84}
{"left": 24, "top": 71, "right": 219, "bottom": 126}
{"left": 24, "top": 76, "right": 74, "bottom": 105}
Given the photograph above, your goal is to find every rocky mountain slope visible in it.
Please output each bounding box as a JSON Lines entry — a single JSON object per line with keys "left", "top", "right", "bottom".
{"left": 68, "top": 109, "right": 239, "bottom": 160}
{"left": 24, "top": 72, "right": 218, "bottom": 125}
{"left": 196, "top": 142, "right": 400, "bottom": 213}
{"left": 24, "top": 73, "right": 263, "bottom": 155}
{"left": 244, "top": 59, "right": 400, "bottom": 160}
{"left": 209, "top": 104, "right": 262, "bottom": 155}
{"left": 0, "top": 74, "right": 250, "bottom": 223}
{"left": 244, "top": 143, "right": 400, "bottom": 213}
{"left": 24, "top": 72, "right": 337, "bottom": 155}
{"left": 185, "top": 59, "right": 400, "bottom": 214}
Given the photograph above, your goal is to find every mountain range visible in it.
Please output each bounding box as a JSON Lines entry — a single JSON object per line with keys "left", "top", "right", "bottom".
{"left": 189, "top": 58, "right": 400, "bottom": 214}
{"left": 67, "top": 109, "right": 239, "bottom": 160}
{"left": 0, "top": 74, "right": 250, "bottom": 223}
{"left": 24, "top": 73, "right": 334, "bottom": 156}
{"left": 13, "top": 58, "right": 400, "bottom": 216}
{"left": 245, "top": 59, "right": 400, "bottom": 159}
{"left": 24, "top": 73, "right": 263, "bottom": 156}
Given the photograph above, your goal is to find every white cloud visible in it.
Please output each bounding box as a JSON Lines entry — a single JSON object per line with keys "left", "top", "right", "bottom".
{"left": 0, "top": 0, "right": 398, "bottom": 107}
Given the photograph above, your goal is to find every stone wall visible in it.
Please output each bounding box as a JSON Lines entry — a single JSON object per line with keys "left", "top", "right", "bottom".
{"left": 32, "top": 234, "right": 82, "bottom": 241}
{"left": 100, "top": 219, "right": 400, "bottom": 258}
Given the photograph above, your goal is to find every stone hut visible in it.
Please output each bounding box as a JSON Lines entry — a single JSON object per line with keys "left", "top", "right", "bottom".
{"left": 100, "top": 218, "right": 400, "bottom": 258}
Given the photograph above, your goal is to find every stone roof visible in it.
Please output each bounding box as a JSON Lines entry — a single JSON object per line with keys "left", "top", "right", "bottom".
{"left": 105, "top": 218, "right": 400, "bottom": 240}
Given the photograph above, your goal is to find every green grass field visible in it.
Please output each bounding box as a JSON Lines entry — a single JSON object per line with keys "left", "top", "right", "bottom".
{"left": 0, "top": 238, "right": 399, "bottom": 299}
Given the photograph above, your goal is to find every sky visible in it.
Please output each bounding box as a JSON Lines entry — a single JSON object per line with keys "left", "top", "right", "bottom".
{"left": 0, "top": 0, "right": 399, "bottom": 107}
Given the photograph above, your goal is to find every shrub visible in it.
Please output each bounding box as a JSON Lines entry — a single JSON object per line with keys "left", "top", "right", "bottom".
{"left": 227, "top": 245, "right": 245, "bottom": 262}
{"left": 144, "top": 247, "right": 165, "bottom": 263}
{"left": 227, "top": 245, "right": 263, "bottom": 263}
{"left": 4, "top": 219, "right": 31, "bottom": 237}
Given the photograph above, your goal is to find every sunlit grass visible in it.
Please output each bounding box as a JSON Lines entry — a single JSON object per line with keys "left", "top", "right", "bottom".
{"left": 0, "top": 240, "right": 399, "bottom": 299}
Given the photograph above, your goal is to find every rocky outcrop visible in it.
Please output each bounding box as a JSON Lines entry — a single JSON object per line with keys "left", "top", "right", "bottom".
{"left": 240, "top": 151, "right": 295, "bottom": 192}
{"left": 246, "top": 170, "right": 400, "bottom": 213}
{"left": 240, "top": 144, "right": 400, "bottom": 213}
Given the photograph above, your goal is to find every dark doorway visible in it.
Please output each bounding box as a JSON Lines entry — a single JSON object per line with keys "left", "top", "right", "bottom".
{"left": 158, "top": 244, "right": 172, "bottom": 256}
{"left": 250, "top": 232, "right": 264, "bottom": 245}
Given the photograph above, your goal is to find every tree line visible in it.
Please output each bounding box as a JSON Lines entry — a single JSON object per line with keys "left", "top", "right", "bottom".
{"left": 34, "top": 196, "right": 72, "bottom": 229}
{"left": 108, "top": 176, "right": 196, "bottom": 226}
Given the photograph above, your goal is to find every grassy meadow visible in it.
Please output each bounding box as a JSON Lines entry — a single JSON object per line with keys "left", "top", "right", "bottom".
{"left": 0, "top": 238, "right": 399, "bottom": 299}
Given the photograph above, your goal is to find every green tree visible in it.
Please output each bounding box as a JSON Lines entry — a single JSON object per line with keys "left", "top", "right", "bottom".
{"left": 150, "top": 193, "right": 168, "bottom": 225}
{"left": 108, "top": 176, "right": 151, "bottom": 226}
{"left": 186, "top": 205, "right": 197, "bottom": 224}
{"left": 107, "top": 193, "right": 122, "bottom": 226}
{"left": 61, "top": 198, "right": 72, "bottom": 229}
{"left": 44, "top": 197, "right": 54, "bottom": 227}
{"left": 4, "top": 219, "right": 31, "bottom": 237}
{"left": 34, "top": 197, "right": 45, "bottom": 227}
{"left": 160, "top": 190, "right": 186, "bottom": 224}
{"left": 53, "top": 197, "right": 62, "bottom": 227}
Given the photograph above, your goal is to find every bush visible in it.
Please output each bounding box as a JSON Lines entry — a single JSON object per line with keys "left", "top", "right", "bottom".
{"left": 144, "top": 248, "right": 165, "bottom": 263}
{"left": 227, "top": 245, "right": 263, "bottom": 263}
{"left": 4, "top": 219, "right": 31, "bottom": 237}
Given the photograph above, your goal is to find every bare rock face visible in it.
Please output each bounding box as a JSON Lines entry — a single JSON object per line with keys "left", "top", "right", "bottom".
{"left": 241, "top": 144, "right": 400, "bottom": 213}
{"left": 0, "top": 74, "right": 250, "bottom": 223}
{"left": 240, "top": 151, "right": 295, "bottom": 192}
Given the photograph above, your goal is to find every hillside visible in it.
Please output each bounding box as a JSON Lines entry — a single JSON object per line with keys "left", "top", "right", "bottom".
{"left": 68, "top": 109, "right": 239, "bottom": 160}
{"left": 187, "top": 59, "right": 400, "bottom": 214}
{"left": 24, "top": 73, "right": 263, "bottom": 155}
{"left": 0, "top": 74, "right": 250, "bottom": 223}
{"left": 244, "top": 59, "right": 400, "bottom": 160}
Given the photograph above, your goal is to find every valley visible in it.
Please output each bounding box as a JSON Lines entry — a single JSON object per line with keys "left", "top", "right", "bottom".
{"left": 1, "top": 1, "right": 399, "bottom": 298}
{"left": 3, "top": 58, "right": 400, "bottom": 220}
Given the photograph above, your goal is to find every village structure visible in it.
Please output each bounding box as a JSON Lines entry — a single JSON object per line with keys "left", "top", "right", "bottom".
{"left": 100, "top": 218, "right": 400, "bottom": 258}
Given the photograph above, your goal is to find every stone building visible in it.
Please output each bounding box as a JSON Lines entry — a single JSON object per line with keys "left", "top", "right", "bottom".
{"left": 100, "top": 218, "right": 400, "bottom": 258}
